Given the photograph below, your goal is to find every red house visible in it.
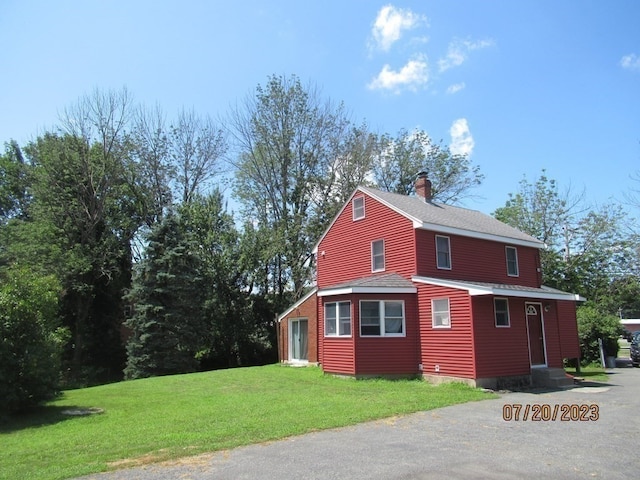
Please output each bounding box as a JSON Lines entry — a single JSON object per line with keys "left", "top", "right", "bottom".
{"left": 278, "top": 173, "right": 582, "bottom": 389}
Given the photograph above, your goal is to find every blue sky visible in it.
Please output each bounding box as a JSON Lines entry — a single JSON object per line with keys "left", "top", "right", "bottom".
{"left": 1, "top": 0, "right": 639, "bottom": 215}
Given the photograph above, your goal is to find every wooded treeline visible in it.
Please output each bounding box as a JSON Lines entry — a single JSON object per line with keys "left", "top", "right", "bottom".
{"left": 1, "top": 75, "right": 639, "bottom": 413}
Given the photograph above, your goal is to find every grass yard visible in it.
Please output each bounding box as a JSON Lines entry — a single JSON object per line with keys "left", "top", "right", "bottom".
{"left": 1, "top": 364, "right": 495, "bottom": 480}
{"left": 565, "top": 363, "right": 609, "bottom": 382}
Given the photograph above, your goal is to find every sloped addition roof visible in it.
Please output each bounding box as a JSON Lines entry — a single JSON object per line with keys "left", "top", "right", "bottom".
{"left": 318, "top": 273, "right": 417, "bottom": 297}
{"left": 412, "top": 276, "right": 584, "bottom": 301}
{"left": 359, "top": 186, "right": 543, "bottom": 248}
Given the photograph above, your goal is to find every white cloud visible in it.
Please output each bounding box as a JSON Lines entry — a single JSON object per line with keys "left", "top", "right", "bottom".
{"left": 449, "top": 118, "right": 474, "bottom": 157}
{"left": 620, "top": 53, "right": 640, "bottom": 71}
{"left": 446, "top": 82, "right": 466, "bottom": 94}
{"left": 367, "top": 56, "right": 429, "bottom": 93}
{"left": 438, "top": 38, "right": 494, "bottom": 72}
{"left": 370, "top": 5, "right": 427, "bottom": 52}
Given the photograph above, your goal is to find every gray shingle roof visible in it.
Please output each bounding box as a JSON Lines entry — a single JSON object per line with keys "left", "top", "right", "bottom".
{"left": 360, "top": 186, "right": 543, "bottom": 247}
{"left": 321, "top": 273, "right": 415, "bottom": 291}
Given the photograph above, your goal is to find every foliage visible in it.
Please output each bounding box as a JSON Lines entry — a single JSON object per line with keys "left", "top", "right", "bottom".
{"left": 228, "top": 74, "right": 354, "bottom": 299}
{"left": 0, "top": 141, "right": 31, "bottom": 224}
{"left": 493, "top": 171, "right": 636, "bottom": 305}
{"left": 373, "top": 128, "right": 484, "bottom": 202}
{"left": 0, "top": 365, "right": 495, "bottom": 480}
{"left": 0, "top": 266, "right": 65, "bottom": 415}
{"left": 577, "top": 304, "right": 624, "bottom": 364}
{"left": 124, "top": 213, "right": 207, "bottom": 379}
{"left": 180, "top": 192, "right": 275, "bottom": 368}
{"left": 599, "top": 275, "right": 640, "bottom": 319}
{"left": 24, "top": 131, "right": 132, "bottom": 382}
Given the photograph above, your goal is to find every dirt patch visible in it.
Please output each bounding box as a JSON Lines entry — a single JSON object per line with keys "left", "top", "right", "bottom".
{"left": 61, "top": 407, "right": 104, "bottom": 416}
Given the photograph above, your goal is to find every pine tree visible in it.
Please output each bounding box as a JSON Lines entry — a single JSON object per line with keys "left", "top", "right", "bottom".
{"left": 124, "top": 214, "right": 206, "bottom": 379}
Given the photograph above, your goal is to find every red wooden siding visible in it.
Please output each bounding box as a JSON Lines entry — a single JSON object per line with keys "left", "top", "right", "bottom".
{"left": 556, "top": 300, "right": 580, "bottom": 359}
{"left": 278, "top": 293, "right": 318, "bottom": 363}
{"left": 353, "top": 293, "right": 420, "bottom": 375}
{"left": 318, "top": 296, "right": 355, "bottom": 374}
{"left": 472, "top": 296, "right": 533, "bottom": 377}
{"left": 415, "top": 230, "right": 541, "bottom": 287}
{"left": 317, "top": 194, "right": 416, "bottom": 288}
{"left": 417, "top": 284, "right": 475, "bottom": 379}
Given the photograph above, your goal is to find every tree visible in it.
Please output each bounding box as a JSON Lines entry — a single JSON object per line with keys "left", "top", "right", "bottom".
{"left": 309, "top": 122, "right": 380, "bottom": 240}
{"left": 493, "top": 172, "right": 585, "bottom": 291}
{"left": 180, "top": 192, "right": 275, "bottom": 368}
{"left": 0, "top": 141, "right": 31, "bottom": 224}
{"left": 373, "top": 128, "right": 484, "bottom": 202}
{"left": 494, "top": 171, "right": 636, "bottom": 313}
{"left": 577, "top": 304, "right": 624, "bottom": 364}
{"left": 23, "top": 88, "right": 137, "bottom": 382}
{"left": 170, "top": 108, "right": 227, "bottom": 204}
{"left": 228, "top": 74, "right": 352, "bottom": 300}
{"left": 129, "top": 104, "right": 173, "bottom": 230}
{"left": 0, "top": 266, "right": 65, "bottom": 415}
{"left": 124, "top": 214, "right": 207, "bottom": 379}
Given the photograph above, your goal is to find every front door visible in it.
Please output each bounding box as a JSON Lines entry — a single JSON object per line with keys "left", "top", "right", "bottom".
{"left": 526, "top": 303, "right": 546, "bottom": 366}
{"left": 290, "top": 318, "right": 308, "bottom": 361}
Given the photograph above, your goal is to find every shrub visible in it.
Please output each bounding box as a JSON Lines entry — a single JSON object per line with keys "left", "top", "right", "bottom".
{"left": 0, "top": 266, "right": 65, "bottom": 415}
{"left": 577, "top": 304, "right": 624, "bottom": 365}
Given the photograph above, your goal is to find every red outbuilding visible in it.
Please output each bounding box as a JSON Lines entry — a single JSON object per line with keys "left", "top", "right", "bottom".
{"left": 278, "top": 173, "right": 582, "bottom": 389}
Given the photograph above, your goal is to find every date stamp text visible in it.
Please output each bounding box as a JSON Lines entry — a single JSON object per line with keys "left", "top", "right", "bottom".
{"left": 502, "top": 403, "right": 599, "bottom": 422}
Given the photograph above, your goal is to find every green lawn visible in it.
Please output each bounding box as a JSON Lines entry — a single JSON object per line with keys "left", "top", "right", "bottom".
{"left": 1, "top": 364, "right": 495, "bottom": 480}
{"left": 565, "top": 364, "right": 609, "bottom": 382}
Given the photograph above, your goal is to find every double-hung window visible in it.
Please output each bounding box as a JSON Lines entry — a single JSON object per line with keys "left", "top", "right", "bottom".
{"left": 352, "top": 196, "right": 365, "bottom": 220}
{"left": 432, "top": 298, "right": 451, "bottom": 328}
{"left": 360, "top": 300, "right": 405, "bottom": 336}
{"left": 436, "top": 235, "right": 451, "bottom": 270}
{"left": 371, "top": 239, "right": 385, "bottom": 272}
{"left": 494, "top": 298, "right": 510, "bottom": 327}
{"left": 506, "top": 246, "right": 519, "bottom": 276}
{"left": 324, "top": 301, "right": 351, "bottom": 337}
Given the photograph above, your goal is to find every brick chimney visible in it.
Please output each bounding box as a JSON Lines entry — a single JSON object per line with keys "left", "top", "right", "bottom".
{"left": 415, "top": 171, "right": 432, "bottom": 202}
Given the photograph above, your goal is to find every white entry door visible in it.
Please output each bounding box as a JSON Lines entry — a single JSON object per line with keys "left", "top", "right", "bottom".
{"left": 290, "top": 319, "right": 308, "bottom": 361}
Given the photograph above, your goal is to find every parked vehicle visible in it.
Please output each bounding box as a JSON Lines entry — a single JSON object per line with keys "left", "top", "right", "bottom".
{"left": 631, "top": 332, "right": 640, "bottom": 367}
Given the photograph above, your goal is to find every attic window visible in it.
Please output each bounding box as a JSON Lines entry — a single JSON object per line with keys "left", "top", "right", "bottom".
{"left": 353, "top": 196, "right": 365, "bottom": 220}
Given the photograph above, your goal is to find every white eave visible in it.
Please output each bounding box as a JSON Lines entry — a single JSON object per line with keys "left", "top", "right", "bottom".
{"left": 277, "top": 287, "right": 317, "bottom": 322}
{"left": 411, "top": 276, "right": 583, "bottom": 301}
{"left": 317, "top": 286, "right": 417, "bottom": 297}
{"left": 412, "top": 220, "right": 544, "bottom": 249}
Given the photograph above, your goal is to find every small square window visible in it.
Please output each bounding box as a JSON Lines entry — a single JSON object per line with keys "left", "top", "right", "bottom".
{"left": 494, "top": 298, "right": 510, "bottom": 327}
{"left": 432, "top": 298, "right": 450, "bottom": 328}
{"left": 325, "top": 301, "right": 352, "bottom": 337}
{"left": 353, "top": 196, "right": 365, "bottom": 220}
{"left": 506, "top": 247, "right": 519, "bottom": 276}
{"left": 371, "top": 239, "right": 385, "bottom": 272}
{"left": 436, "top": 235, "right": 451, "bottom": 270}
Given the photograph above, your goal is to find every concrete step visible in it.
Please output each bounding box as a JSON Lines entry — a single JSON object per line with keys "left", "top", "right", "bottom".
{"left": 531, "top": 368, "right": 574, "bottom": 388}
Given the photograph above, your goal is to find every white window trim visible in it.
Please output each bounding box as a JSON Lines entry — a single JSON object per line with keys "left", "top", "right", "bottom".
{"left": 494, "top": 297, "right": 511, "bottom": 328}
{"left": 506, "top": 246, "right": 519, "bottom": 277}
{"left": 352, "top": 196, "right": 365, "bottom": 221}
{"left": 359, "top": 300, "right": 406, "bottom": 337}
{"left": 371, "top": 239, "right": 385, "bottom": 272}
{"left": 324, "top": 301, "right": 352, "bottom": 337}
{"left": 432, "top": 298, "right": 451, "bottom": 329}
{"left": 436, "top": 235, "right": 452, "bottom": 270}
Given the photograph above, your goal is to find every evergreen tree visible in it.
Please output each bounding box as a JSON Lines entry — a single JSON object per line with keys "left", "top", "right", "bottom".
{"left": 124, "top": 214, "right": 207, "bottom": 379}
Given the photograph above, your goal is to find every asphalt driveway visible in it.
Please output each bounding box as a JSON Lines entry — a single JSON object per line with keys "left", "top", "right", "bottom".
{"left": 79, "top": 365, "right": 640, "bottom": 480}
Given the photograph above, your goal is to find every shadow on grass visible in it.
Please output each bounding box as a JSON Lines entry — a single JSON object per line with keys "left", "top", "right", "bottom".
{"left": 0, "top": 404, "right": 104, "bottom": 433}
